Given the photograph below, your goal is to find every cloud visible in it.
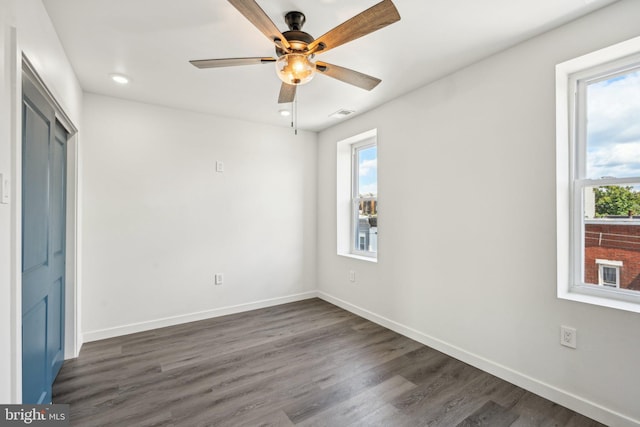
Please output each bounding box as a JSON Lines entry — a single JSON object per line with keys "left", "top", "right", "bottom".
{"left": 358, "top": 160, "right": 377, "bottom": 195}
{"left": 586, "top": 70, "right": 640, "bottom": 178}
{"left": 588, "top": 141, "right": 640, "bottom": 178}
{"left": 359, "top": 183, "right": 377, "bottom": 196}
{"left": 359, "top": 158, "right": 377, "bottom": 177}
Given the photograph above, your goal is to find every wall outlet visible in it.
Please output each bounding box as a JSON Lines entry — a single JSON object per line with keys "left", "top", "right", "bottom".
{"left": 560, "top": 325, "right": 577, "bottom": 349}
{"left": 215, "top": 273, "right": 224, "bottom": 285}
{"left": 349, "top": 270, "right": 356, "bottom": 282}
{"left": 216, "top": 160, "right": 224, "bottom": 172}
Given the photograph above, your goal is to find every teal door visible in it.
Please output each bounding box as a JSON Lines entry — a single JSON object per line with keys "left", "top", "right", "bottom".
{"left": 22, "top": 74, "right": 67, "bottom": 404}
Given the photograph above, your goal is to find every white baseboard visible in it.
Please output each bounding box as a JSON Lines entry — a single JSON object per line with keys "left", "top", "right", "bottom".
{"left": 317, "top": 291, "right": 639, "bottom": 427}
{"left": 82, "top": 291, "right": 318, "bottom": 343}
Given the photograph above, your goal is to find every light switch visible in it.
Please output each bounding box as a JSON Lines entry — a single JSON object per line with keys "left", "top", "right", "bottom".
{"left": 216, "top": 161, "right": 224, "bottom": 172}
{"left": 0, "top": 173, "right": 9, "bottom": 204}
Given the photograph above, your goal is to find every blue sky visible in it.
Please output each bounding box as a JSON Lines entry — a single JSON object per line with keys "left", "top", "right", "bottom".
{"left": 587, "top": 69, "right": 640, "bottom": 179}
{"left": 358, "top": 145, "right": 377, "bottom": 196}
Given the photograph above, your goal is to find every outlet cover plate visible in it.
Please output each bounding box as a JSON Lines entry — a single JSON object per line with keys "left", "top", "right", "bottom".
{"left": 560, "top": 325, "right": 577, "bottom": 349}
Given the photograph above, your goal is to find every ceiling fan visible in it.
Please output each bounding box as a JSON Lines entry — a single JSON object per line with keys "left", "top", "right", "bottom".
{"left": 190, "top": 0, "right": 401, "bottom": 104}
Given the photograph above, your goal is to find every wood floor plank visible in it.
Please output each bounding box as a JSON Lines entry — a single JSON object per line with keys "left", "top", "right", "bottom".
{"left": 347, "top": 403, "right": 415, "bottom": 427}
{"left": 243, "top": 410, "right": 295, "bottom": 427}
{"left": 281, "top": 344, "right": 419, "bottom": 424}
{"left": 457, "top": 400, "right": 520, "bottom": 427}
{"left": 296, "top": 375, "right": 416, "bottom": 427}
{"left": 52, "top": 298, "right": 606, "bottom": 427}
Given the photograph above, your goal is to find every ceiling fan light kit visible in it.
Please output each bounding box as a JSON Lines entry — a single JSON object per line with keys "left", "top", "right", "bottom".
{"left": 276, "top": 53, "right": 315, "bottom": 85}
{"left": 190, "top": 0, "right": 401, "bottom": 105}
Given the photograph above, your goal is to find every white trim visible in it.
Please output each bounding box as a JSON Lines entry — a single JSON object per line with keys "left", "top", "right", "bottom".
{"left": 595, "top": 259, "right": 623, "bottom": 267}
{"left": 22, "top": 56, "right": 77, "bottom": 134}
{"left": 317, "top": 291, "right": 640, "bottom": 427}
{"left": 335, "top": 128, "right": 377, "bottom": 147}
{"left": 64, "top": 131, "right": 81, "bottom": 359}
{"left": 337, "top": 253, "right": 378, "bottom": 263}
{"left": 8, "top": 23, "right": 21, "bottom": 404}
{"left": 82, "top": 291, "right": 318, "bottom": 342}
{"left": 586, "top": 218, "right": 640, "bottom": 225}
{"left": 556, "top": 36, "right": 640, "bottom": 76}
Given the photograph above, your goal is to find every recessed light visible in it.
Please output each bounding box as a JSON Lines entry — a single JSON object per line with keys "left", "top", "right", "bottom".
{"left": 279, "top": 109, "right": 291, "bottom": 117}
{"left": 110, "top": 73, "right": 129, "bottom": 84}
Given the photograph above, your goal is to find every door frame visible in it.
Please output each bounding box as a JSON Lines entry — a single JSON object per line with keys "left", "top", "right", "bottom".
{"left": 9, "top": 55, "right": 80, "bottom": 402}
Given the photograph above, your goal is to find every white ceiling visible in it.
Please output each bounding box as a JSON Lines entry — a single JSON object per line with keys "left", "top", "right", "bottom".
{"left": 43, "top": 0, "right": 616, "bottom": 132}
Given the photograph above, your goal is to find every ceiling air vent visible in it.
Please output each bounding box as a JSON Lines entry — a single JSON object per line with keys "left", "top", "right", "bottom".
{"left": 329, "top": 109, "right": 355, "bottom": 119}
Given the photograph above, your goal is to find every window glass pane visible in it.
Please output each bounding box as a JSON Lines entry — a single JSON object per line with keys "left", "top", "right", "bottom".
{"left": 583, "top": 185, "right": 640, "bottom": 291}
{"left": 357, "top": 145, "right": 377, "bottom": 197}
{"left": 353, "top": 143, "right": 377, "bottom": 255}
{"left": 602, "top": 266, "right": 617, "bottom": 286}
{"left": 355, "top": 212, "right": 377, "bottom": 253}
{"left": 586, "top": 68, "right": 640, "bottom": 180}
{"left": 584, "top": 185, "right": 640, "bottom": 219}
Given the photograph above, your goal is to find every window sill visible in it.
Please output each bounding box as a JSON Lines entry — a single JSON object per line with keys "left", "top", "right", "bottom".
{"left": 558, "top": 286, "right": 640, "bottom": 314}
{"left": 338, "top": 253, "right": 378, "bottom": 263}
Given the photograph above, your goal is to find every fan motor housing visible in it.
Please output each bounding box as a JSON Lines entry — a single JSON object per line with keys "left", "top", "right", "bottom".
{"left": 285, "top": 11, "right": 305, "bottom": 30}
{"left": 275, "top": 12, "right": 315, "bottom": 56}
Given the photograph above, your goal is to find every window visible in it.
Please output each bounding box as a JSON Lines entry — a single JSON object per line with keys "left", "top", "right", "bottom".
{"left": 596, "top": 259, "right": 622, "bottom": 288}
{"left": 337, "top": 129, "right": 378, "bottom": 261}
{"left": 352, "top": 141, "right": 377, "bottom": 257}
{"left": 556, "top": 35, "right": 640, "bottom": 312}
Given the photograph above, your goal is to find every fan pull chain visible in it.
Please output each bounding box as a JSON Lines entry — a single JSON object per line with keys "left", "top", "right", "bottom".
{"left": 290, "top": 94, "right": 295, "bottom": 132}
{"left": 292, "top": 90, "right": 298, "bottom": 135}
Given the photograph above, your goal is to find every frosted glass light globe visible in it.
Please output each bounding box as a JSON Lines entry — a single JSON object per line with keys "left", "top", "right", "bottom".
{"left": 275, "top": 54, "right": 315, "bottom": 85}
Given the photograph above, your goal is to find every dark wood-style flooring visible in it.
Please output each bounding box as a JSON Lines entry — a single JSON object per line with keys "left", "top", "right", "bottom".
{"left": 53, "top": 298, "right": 605, "bottom": 426}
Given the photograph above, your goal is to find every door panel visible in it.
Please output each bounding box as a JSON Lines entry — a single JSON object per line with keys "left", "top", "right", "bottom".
{"left": 48, "top": 278, "right": 64, "bottom": 378}
{"left": 21, "top": 103, "right": 50, "bottom": 274}
{"left": 21, "top": 300, "right": 48, "bottom": 404}
{"left": 52, "top": 135, "right": 65, "bottom": 255}
{"left": 22, "top": 75, "right": 67, "bottom": 404}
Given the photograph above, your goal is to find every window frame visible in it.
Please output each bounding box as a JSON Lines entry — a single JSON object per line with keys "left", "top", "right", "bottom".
{"left": 350, "top": 139, "right": 377, "bottom": 258}
{"left": 336, "top": 129, "right": 378, "bottom": 262}
{"left": 556, "top": 35, "right": 640, "bottom": 313}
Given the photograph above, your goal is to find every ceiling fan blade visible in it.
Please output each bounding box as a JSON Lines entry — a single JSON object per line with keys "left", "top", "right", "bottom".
{"left": 190, "top": 57, "right": 276, "bottom": 69}
{"left": 227, "top": 0, "right": 291, "bottom": 50}
{"left": 278, "top": 83, "right": 296, "bottom": 104}
{"left": 315, "top": 61, "right": 381, "bottom": 91}
{"left": 308, "top": 0, "right": 400, "bottom": 54}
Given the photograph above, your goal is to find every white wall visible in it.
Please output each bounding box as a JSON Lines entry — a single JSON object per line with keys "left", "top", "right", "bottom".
{"left": 0, "top": 0, "right": 82, "bottom": 404}
{"left": 15, "top": 0, "right": 82, "bottom": 124}
{"left": 80, "top": 94, "right": 317, "bottom": 339}
{"left": 0, "top": 0, "right": 16, "bottom": 406}
{"left": 316, "top": 1, "right": 640, "bottom": 425}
